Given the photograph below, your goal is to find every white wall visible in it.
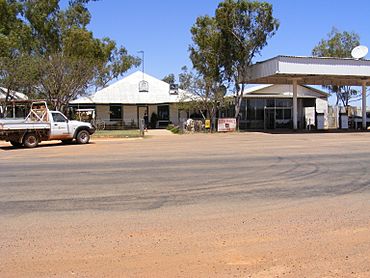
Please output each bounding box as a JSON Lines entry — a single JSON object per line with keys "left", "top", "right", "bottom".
{"left": 170, "top": 104, "right": 179, "bottom": 125}
{"left": 316, "top": 98, "right": 329, "bottom": 129}
{"left": 96, "top": 105, "right": 110, "bottom": 122}
{"left": 124, "top": 105, "right": 137, "bottom": 126}
{"left": 148, "top": 105, "right": 156, "bottom": 119}
{"left": 96, "top": 103, "right": 181, "bottom": 128}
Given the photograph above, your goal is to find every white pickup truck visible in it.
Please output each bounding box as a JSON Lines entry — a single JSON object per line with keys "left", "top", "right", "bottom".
{"left": 0, "top": 101, "right": 95, "bottom": 148}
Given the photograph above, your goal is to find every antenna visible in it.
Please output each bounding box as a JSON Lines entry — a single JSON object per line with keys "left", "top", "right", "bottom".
{"left": 351, "top": 45, "right": 368, "bottom": 60}
{"left": 138, "top": 50, "right": 145, "bottom": 80}
{"left": 137, "top": 50, "right": 149, "bottom": 92}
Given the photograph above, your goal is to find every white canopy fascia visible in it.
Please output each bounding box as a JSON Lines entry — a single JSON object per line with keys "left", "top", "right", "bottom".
{"left": 242, "top": 56, "right": 370, "bottom": 86}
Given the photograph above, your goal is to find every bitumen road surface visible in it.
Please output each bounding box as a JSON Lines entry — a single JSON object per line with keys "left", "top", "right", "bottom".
{"left": 1, "top": 132, "right": 370, "bottom": 214}
{"left": 1, "top": 131, "right": 370, "bottom": 277}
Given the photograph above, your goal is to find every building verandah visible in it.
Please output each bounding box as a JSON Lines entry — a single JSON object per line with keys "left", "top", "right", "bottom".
{"left": 242, "top": 56, "right": 370, "bottom": 130}
{"left": 230, "top": 84, "right": 328, "bottom": 130}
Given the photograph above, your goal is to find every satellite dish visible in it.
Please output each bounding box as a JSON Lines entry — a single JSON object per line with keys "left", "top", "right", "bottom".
{"left": 351, "top": 45, "right": 368, "bottom": 59}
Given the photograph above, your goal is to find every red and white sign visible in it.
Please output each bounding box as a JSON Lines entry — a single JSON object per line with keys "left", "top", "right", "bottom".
{"left": 218, "top": 118, "right": 236, "bottom": 132}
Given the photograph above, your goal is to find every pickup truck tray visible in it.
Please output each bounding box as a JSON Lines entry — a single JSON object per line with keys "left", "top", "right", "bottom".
{"left": 0, "top": 120, "right": 50, "bottom": 131}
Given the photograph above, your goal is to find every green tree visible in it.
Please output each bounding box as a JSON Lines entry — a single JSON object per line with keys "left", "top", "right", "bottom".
{"left": 36, "top": 54, "right": 97, "bottom": 112}
{"left": 30, "top": 0, "right": 139, "bottom": 112}
{"left": 93, "top": 40, "right": 141, "bottom": 91}
{"left": 178, "top": 66, "right": 226, "bottom": 130}
{"left": 189, "top": 15, "right": 221, "bottom": 87}
{"left": 0, "top": 55, "right": 39, "bottom": 116}
{"left": 0, "top": 0, "right": 36, "bottom": 115}
{"left": 162, "top": 73, "right": 176, "bottom": 84}
{"left": 0, "top": 0, "right": 29, "bottom": 57}
{"left": 189, "top": 0, "right": 279, "bottom": 126}
{"left": 188, "top": 15, "right": 224, "bottom": 127}
{"left": 0, "top": 0, "right": 139, "bottom": 115}
{"left": 312, "top": 28, "right": 360, "bottom": 108}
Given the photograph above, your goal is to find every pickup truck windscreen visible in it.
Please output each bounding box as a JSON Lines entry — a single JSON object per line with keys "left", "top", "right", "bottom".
{"left": 52, "top": 112, "right": 68, "bottom": 122}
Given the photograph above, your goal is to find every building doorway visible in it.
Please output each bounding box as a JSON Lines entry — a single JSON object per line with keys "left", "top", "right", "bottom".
{"left": 137, "top": 106, "right": 148, "bottom": 127}
{"left": 157, "top": 105, "right": 169, "bottom": 127}
{"left": 264, "top": 107, "right": 293, "bottom": 130}
{"left": 264, "top": 108, "right": 275, "bottom": 129}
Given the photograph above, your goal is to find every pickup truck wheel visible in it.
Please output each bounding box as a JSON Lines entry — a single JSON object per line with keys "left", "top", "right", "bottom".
{"left": 10, "top": 141, "right": 22, "bottom": 147}
{"left": 76, "top": 130, "right": 90, "bottom": 144}
{"left": 23, "top": 133, "right": 39, "bottom": 148}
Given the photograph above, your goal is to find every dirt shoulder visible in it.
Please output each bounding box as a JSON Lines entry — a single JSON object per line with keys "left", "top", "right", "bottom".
{"left": 1, "top": 195, "right": 369, "bottom": 278}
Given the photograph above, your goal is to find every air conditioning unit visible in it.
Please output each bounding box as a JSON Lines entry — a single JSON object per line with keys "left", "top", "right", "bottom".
{"left": 169, "top": 83, "right": 179, "bottom": 95}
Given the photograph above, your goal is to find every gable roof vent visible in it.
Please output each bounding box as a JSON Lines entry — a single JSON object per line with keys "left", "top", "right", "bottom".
{"left": 139, "top": 80, "right": 149, "bottom": 92}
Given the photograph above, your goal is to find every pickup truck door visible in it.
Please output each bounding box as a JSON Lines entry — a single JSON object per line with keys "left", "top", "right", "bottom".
{"left": 50, "top": 112, "right": 72, "bottom": 140}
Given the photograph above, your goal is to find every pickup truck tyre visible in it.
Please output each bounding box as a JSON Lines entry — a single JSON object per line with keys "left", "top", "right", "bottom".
{"left": 23, "top": 133, "right": 39, "bottom": 148}
{"left": 76, "top": 130, "right": 90, "bottom": 144}
{"left": 10, "top": 141, "right": 22, "bottom": 147}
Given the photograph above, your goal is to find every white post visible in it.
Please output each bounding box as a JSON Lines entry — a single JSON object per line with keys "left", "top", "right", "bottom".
{"left": 362, "top": 80, "right": 367, "bottom": 130}
{"left": 293, "top": 79, "right": 298, "bottom": 130}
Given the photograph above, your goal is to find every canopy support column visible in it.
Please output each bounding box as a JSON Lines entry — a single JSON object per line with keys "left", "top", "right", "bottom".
{"left": 362, "top": 80, "right": 367, "bottom": 130}
{"left": 292, "top": 79, "right": 298, "bottom": 130}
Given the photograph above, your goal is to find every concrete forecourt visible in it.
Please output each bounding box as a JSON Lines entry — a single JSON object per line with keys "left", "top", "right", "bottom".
{"left": 0, "top": 132, "right": 370, "bottom": 277}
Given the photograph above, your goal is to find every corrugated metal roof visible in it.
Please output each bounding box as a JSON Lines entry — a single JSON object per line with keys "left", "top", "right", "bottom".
{"left": 243, "top": 84, "right": 328, "bottom": 98}
{"left": 0, "top": 87, "right": 28, "bottom": 101}
{"left": 256, "top": 55, "right": 370, "bottom": 64}
{"left": 242, "top": 84, "right": 273, "bottom": 94}
{"left": 71, "top": 71, "right": 188, "bottom": 105}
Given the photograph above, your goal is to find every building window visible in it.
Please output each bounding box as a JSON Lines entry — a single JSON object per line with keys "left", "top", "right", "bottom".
{"left": 266, "top": 99, "right": 275, "bottom": 107}
{"left": 157, "top": 105, "right": 169, "bottom": 121}
{"left": 275, "top": 108, "right": 292, "bottom": 128}
{"left": 276, "top": 99, "right": 292, "bottom": 108}
{"left": 243, "top": 98, "right": 294, "bottom": 129}
{"left": 245, "top": 99, "right": 265, "bottom": 129}
{"left": 110, "top": 105, "right": 122, "bottom": 120}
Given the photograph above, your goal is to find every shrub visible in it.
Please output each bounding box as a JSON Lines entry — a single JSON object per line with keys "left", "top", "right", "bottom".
{"left": 166, "top": 124, "right": 175, "bottom": 130}
{"left": 150, "top": 112, "right": 158, "bottom": 128}
{"left": 170, "top": 125, "right": 181, "bottom": 134}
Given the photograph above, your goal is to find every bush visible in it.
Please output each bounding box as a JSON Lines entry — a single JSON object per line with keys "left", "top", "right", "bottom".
{"left": 170, "top": 125, "right": 181, "bottom": 134}
{"left": 166, "top": 124, "right": 175, "bottom": 130}
{"left": 150, "top": 112, "right": 158, "bottom": 128}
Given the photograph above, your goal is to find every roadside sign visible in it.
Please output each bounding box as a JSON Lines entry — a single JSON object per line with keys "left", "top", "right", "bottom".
{"left": 218, "top": 118, "right": 236, "bottom": 132}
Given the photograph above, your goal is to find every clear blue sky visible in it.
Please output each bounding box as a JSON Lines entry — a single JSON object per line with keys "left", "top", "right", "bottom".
{"left": 85, "top": 0, "right": 370, "bottom": 79}
{"left": 84, "top": 0, "right": 370, "bottom": 105}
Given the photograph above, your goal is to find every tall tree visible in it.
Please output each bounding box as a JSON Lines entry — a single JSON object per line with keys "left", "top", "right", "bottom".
{"left": 0, "top": 0, "right": 36, "bottom": 116}
{"left": 189, "top": 15, "right": 224, "bottom": 126}
{"left": 162, "top": 73, "right": 176, "bottom": 84}
{"left": 178, "top": 66, "right": 226, "bottom": 129}
{"left": 312, "top": 28, "right": 360, "bottom": 108}
{"left": 93, "top": 40, "right": 141, "bottom": 91}
{"left": 189, "top": 0, "right": 279, "bottom": 125}
{"left": 0, "top": 0, "right": 139, "bottom": 115}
